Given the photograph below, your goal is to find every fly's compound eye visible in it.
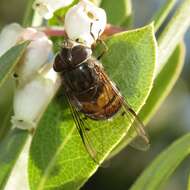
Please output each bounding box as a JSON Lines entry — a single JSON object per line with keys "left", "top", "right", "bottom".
{"left": 60, "top": 47, "right": 72, "bottom": 64}
{"left": 71, "top": 45, "right": 92, "bottom": 65}
{"left": 53, "top": 54, "right": 65, "bottom": 72}
{"left": 53, "top": 47, "right": 73, "bottom": 72}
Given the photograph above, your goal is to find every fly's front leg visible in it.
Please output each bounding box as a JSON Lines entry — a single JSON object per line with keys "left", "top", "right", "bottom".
{"left": 90, "top": 22, "right": 108, "bottom": 60}
{"left": 96, "top": 38, "right": 108, "bottom": 60}
{"left": 90, "top": 22, "right": 96, "bottom": 41}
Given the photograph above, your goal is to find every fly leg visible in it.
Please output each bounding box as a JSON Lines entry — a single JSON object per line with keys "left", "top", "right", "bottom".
{"left": 90, "top": 22, "right": 108, "bottom": 60}
{"left": 96, "top": 37, "right": 108, "bottom": 60}
{"left": 90, "top": 22, "right": 96, "bottom": 41}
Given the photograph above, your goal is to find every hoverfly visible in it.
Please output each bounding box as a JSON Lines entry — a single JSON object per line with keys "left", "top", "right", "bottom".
{"left": 53, "top": 34, "right": 149, "bottom": 163}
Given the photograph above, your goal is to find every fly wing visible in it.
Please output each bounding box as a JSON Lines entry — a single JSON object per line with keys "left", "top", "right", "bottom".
{"left": 63, "top": 61, "right": 149, "bottom": 165}
{"left": 65, "top": 91, "right": 104, "bottom": 164}
{"left": 95, "top": 64, "right": 150, "bottom": 151}
{"left": 121, "top": 101, "right": 150, "bottom": 150}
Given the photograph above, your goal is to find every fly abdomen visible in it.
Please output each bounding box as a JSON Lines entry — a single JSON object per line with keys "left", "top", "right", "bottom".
{"left": 79, "top": 80, "right": 123, "bottom": 120}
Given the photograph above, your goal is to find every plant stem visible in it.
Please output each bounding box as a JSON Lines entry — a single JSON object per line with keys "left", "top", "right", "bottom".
{"left": 40, "top": 24, "right": 125, "bottom": 37}
{"left": 156, "top": 0, "right": 190, "bottom": 76}
{"left": 22, "top": 0, "right": 35, "bottom": 27}
{"left": 152, "top": 0, "right": 177, "bottom": 32}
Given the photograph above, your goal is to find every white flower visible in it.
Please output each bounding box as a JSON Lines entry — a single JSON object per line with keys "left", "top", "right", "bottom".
{"left": 0, "top": 24, "right": 53, "bottom": 85}
{"left": 65, "top": 0, "right": 107, "bottom": 46}
{"left": 0, "top": 24, "right": 59, "bottom": 131}
{"left": 11, "top": 69, "right": 60, "bottom": 130}
{"left": 33, "top": 0, "right": 74, "bottom": 19}
{"left": 0, "top": 23, "right": 24, "bottom": 56}
{"left": 15, "top": 28, "right": 53, "bottom": 84}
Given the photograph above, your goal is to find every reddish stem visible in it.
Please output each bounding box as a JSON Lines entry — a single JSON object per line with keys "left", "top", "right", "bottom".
{"left": 42, "top": 27, "right": 66, "bottom": 37}
{"left": 103, "top": 24, "right": 125, "bottom": 36}
{"left": 40, "top": 24, "right": 126, "bottom": 38}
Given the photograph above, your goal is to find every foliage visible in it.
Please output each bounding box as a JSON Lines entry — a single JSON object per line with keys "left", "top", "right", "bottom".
{"left": 0, "top": 0, "right": 190, "bottom": 190}
{"left": 0, "top": 42, "right": 29, "bottom": 87}
{"left": 0, "top": 129, "right": 28, "bottom": 190}
{"left": 29, "top": 24, "right": 156, "bottom": 190}
{"left": 130, "top": 133, "right": 190, "bottom": 190}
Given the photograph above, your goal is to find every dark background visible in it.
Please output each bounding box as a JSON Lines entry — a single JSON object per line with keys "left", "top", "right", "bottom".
{"left": 0, "top": 0, "right": 190, "bottom": 190}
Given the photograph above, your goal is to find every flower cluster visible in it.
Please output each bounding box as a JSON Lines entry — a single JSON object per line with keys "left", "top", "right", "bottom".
{"left": 0, "top": 0, "right": 107, "bottom": 130}
{"left": 0, "top": 23, "right": 60, "bottom": 130}
{"left": 33, "top": 0, "right": 107, "bottom": 46}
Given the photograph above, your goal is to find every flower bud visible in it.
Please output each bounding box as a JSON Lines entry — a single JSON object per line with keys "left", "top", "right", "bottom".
{"left": 15, "top": 28, "right": 53, "bottom": 84}
{"left": 0, "top": 23, "right": 23, "bottom": 56}
{"left": 65, "top": 0, "right": 107, "bottom": 46}
{"left": 33, "top": 0, "right": 74, "bottom": 19}
{"left": 12, "top": 69, "right": 59, "bottom": 130}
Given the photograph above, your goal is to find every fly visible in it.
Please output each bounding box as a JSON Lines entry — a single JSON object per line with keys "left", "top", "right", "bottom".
{"left": 53, "top": 37, "right": 149, "bottom": 163}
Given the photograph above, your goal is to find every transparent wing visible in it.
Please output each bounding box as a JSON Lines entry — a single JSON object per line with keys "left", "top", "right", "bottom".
{"left": 64, "top": 62, "right": 150, "bottom": 166}
{"left": 95, "top": 64, "right": 150, "bottom": 151}
{"left": 65, "top": 92, "right": 104, "bottom": 164}
{"left": 121, "top": 101, "right": 150, "bottom": 150}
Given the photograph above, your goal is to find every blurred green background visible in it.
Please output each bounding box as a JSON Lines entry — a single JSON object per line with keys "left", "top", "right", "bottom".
{"left": 0, "top": 0, "right": 190, "bottom": 190}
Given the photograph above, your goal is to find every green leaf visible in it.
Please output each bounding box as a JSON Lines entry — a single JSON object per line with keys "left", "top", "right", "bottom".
{"left": 22, "top": 0, "right": 35, "bottom": 27}
{"left": 139, "top": 42, "right": 185, "bottom": 124}
{"left": 157, "top": 0, "right": 190, "bottom": 75}
{"left": 100, "top": 0, "right": 133, "bottom": 26}
{"left": 0, "top": 41, "right": 29, "bottom": 88}
{"left": 28, "top": 24, "right": 156, "bottom": 190}
{"left": 129, "top": 133, "right": 190, "bottom": 190}
{"left": 0, "top": 78, "right": 14, "bottom": 140}
{"left": 110, "top": 42, "right": 185, "bottom": 158}
{"left": 109, "top": 0, "right": 188, "bottom": 158}
{"left": 120, "top": 0, "right": 133, "bottom": 28}
{"left": 0, "top": 129, "right": 29, "bottom": 190}
{"left": 151, "top": 0, "right": 177, "bottom": 32}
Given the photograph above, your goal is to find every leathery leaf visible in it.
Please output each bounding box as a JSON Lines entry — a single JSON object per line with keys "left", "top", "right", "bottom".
{"left": 28, "top": 24, "right": 156, "bottom": 190}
